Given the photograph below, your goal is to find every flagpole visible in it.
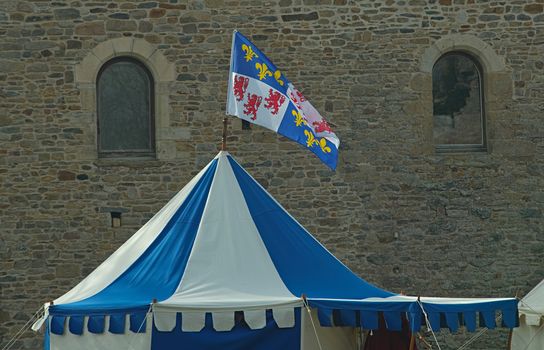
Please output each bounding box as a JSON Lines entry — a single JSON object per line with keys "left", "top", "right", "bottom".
{"left": 221, "top": 116, "right": 229, "bottom": 151}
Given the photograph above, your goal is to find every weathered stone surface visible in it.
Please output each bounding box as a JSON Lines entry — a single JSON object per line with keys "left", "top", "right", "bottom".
{"left": 57, "top": 170, "right": 76, "bottom": 181}
{"left": 0, "top": 59, "right": 24, "bottom": 72}
{"left": 1, "top": 2, "right": 543, "bottom": 350}
{"left": 149, "top": 8, "right": 166, "bottom": 18}
{"left": 53, "top": 8, "right": 80, "bottom": 20}
{"left": 281, "top": 12, "right": 319, "bottom": 22}
{"left": 524, "top": 4, "right": 543, "bottom": 14}
{"left": 26, "top": 63, "right": 48, "bottom": 72}
{"left": 106, "top": 19, "right": 137, "bottom": 31}
{"left": 23, "top": 41, "right": 57, "bottom": 50}
{"left": 75, "top": 21, "right": 105, "bottom": 35}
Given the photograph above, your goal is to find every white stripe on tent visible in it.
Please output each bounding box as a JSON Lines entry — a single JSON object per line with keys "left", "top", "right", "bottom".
{"left": 243, "top": 310, "right": 266, "bottom": 330}
{"left": 180, "top": 312, "right": 205, "bottom": 332}
{"left": 54, "top": 161, "right": 215, "bottom": 306}
{"left": 158, "top": 153, "right": 299, "bottom": 309}
{"left": 212, "top": 311, "right": 234, "bottom": 332}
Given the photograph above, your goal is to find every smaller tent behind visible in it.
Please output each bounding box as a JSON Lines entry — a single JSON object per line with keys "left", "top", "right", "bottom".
{"left": 511, "top": 279, "right": 544, "bottom": 350}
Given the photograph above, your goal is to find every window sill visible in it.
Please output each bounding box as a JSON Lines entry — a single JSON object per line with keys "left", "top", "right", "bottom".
{"left": 94, "top": 157, "right": 164, "bottom": 168}
{"left": 435, "top": 145, "right": 487, "bottom": 154}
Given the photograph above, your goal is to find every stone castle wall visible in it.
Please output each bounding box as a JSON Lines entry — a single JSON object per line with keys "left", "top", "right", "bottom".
{"left": 1, "top": 0, "right": 543, "bottom": 348}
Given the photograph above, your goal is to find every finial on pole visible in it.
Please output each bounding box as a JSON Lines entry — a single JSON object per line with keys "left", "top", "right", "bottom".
{"left": 221, "top": 117, "right": 229, "bottom": 151}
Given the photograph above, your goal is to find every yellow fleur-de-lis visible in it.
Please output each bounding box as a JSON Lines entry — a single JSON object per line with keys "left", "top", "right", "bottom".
{"left": 292, "top": 110, "right": 307, "bottom": 127}
{"left": 304, "top": 130, "right": 319, "bottom": 148}
{"left": 255, "top": 62, "right": 273, "bottom": 80}
{"left": 242, "top": 44, "right": 258, "bottom": 62}
{"left": 319, "top": 138, "right": 332, "bottom": 153}
{"left": 274, "top": 70, "right": 284, "bottom": 86}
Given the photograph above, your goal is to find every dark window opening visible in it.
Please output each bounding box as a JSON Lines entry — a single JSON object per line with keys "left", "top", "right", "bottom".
{"left": 432, "top": 52, "right": 486, "bottom": 152}
{"left": 97, "top": 57, "right": 155, "bottom": 158}
{"left": 111, "top": 212, "right": 122, "bottom": 227}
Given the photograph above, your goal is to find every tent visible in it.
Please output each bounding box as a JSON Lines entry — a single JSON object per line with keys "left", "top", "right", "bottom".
{"left": 34, "top": 151, "right": 518, "bottom": 350}
{"left": 511, "top": 279, "right": 544, "bottom": 350}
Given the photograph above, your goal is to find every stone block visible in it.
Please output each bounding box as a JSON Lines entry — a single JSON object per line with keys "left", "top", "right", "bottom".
{"left": 524, "top": 4, "right": 543, "bottom": 14}
{"left": 54, "top": 8, "right": 80, "bottom": 20}
{"left": 281, "top": 12, "right": 319, "bottom": 22}
{"left": 91, "top": 41, "right": 115, "bottom": 61}
{"left": 106, "top": 19, "right": 137, "bottom": 32}
{"left": 75, "top": 21, "right": 105, "bottom": 36}
{"left": 111, "top": 37, "right": 134, "bottom": 55}
{"left": 0, "top": 59, "right": 24, "bottom": 72}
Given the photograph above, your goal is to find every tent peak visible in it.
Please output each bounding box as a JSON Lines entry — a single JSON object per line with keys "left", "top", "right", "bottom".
{"left": 215, "top": 150, "right": 230, "bottom": 159}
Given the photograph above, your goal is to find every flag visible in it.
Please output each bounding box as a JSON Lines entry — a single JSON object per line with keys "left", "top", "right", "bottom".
{"left": 226, "top": 30, "right": 340, "bottom": 170}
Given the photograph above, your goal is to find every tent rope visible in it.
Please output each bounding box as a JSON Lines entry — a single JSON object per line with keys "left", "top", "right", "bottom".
{"left": 519, "top": 322, "right": 544, "bottom": 350}
{"left": 302, "top": 298, "right": 324, "bottom": 350}
{"left": 455, "top": 314, "right": 503, "bottom": 350}
{"left": 516, "top": 298, "right": 544, "bottom": 350}
{"left": 417, "top": 300, "right": 443, "bottom": 350}
{"left": 125, "top": 304, "right": 153, "bottom": 350}
{"left": 1, "top": 306, "right": 43, "bottom": 350}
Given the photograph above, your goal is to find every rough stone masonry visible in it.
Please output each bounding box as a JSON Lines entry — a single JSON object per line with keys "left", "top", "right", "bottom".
{"left": 1, "top": 0, "right": 543, "bottom": 349}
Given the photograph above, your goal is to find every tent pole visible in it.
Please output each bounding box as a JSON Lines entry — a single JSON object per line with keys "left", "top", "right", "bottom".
{"left": 409, "top": 332, "right": 415, "bottom": 350}
{"left": 221, "top": 117, "right": 229, "bottom": 151}
{"left": 506, "top": 328, "right": 513, "bottom": 350}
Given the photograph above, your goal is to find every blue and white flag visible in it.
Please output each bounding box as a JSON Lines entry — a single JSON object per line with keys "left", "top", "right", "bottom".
{"left": 226, "top": 31, "right": 340, "bottom": 170}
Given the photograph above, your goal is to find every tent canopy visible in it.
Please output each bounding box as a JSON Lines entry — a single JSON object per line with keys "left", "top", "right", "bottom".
{"left": 511, "top": 279, "right": 544, "bottom": 350}
{"left": 43, "top": 152, "right": 517, "bottom": 337}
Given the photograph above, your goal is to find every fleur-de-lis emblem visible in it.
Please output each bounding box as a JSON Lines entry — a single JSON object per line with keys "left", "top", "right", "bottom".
{"left": 255, "top": 62, "right": 273, "bottom": 80}
{"left": 242, "top": 44, "right": 258, "bottom": 62}
{"left": 274, "top": 70, "right": 284, "bottom": 86}
{"left": 318, "top": 138, "right": 331, "bottom": 153}
{"left": 304, "top": 130, "right": 319, "bottom": 148}
{"left": 292, "top": 110, "right": 307, "bottom": 127}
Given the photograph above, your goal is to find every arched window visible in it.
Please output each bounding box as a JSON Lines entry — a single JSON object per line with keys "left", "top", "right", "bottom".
{"left": 432, "top": 52, "right": 486, "bottom": 151}
{"left": 97, "top": 57, "right": 155, "bottom": 157}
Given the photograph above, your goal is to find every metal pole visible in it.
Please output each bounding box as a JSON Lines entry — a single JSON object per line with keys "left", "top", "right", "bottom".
{"left": 409, "top": 332, "right": 416, "bottom": 350}
{"left": 221, "top": 117, "right": 228, "bottom": 151}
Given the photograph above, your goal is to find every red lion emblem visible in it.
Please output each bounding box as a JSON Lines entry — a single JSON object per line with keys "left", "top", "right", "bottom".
{"left": 264, "top": 89, "right": 286, "bottom": 115}
{"left": 243, "top": 93, "right": 262, "bottom": 120}
{"left": 289, "top": 90, "right": 306, "bottom": 109}
{"left": 313, "top": 119, "right": 332, "bottom": 133}
{"left": 233, "top": 75, "right": 249, "bottom": 102}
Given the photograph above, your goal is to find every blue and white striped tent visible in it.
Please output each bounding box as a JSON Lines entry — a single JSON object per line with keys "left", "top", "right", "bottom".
{"left": 36, "top": 152, "right": 518, "bottom": 350}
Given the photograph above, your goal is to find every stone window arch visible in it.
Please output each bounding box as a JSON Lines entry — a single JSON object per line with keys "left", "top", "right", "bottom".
{"left": 420, "top": 34, "right": 511, "bottom": 154}
{"left": 97, "top": 57, "right": 155, "bottom": 157}
{"left": 75, "top": 38, "right": 176, "bottom": 160}
{"left": 432, "top": 51, "right": 485, "bottom": 151}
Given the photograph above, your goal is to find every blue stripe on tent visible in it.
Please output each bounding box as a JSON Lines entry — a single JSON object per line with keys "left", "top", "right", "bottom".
{"left": 427, "top": 312, "right": 441, "bottom": 332}
{"left": 360, "top": 311, "right": 378, "bottom": 330}
{"left": 109, "top": 314, "right": 125, "bottom": 334}
{"left": 337, "top": 309, "right": 357, "bottom": 327}
{"left": 317, "top": 308, "right": 333, "bottom": 327}
{"left": 68, "top": 315, "right": 84, "bottom": 335}
{"left": 480, "top": 310, "right": 496, "bottom": 329}
{"left": 227, "top": 156, "right": 393, "bottom": 300}
{"left": 463, "top": 312, "right": 477, "bottom": 332}
{"left": 51, "top": 316, "right": 65, "bottom": 335}
{"left": 88, "top": 315, "right": 105, "bottom": 334}
{"left": 445, "top": 312, "right": 459, "bottom": 333}
{"left": 502, "top": 308, "right": 518, "bottom": 328}
{"left": 408, "top": 309, "right": 422, "bottom": 333}
{"left": 44, "top": 317, "right": 50, "bottom": 350}
{"left": 151, "top": 309, "right": 301, "bottom": 350}
{"left": 130, "top": 312, "right": 147, "bottom": 333}
{"left": 383, "top": 311, "right": 402, "bottom": 331}
{"left": 51, "top": 160, "right": 218, "bottom": 315}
